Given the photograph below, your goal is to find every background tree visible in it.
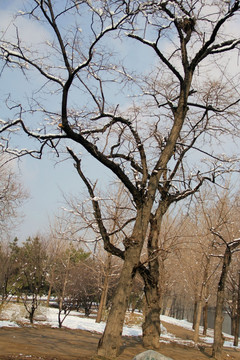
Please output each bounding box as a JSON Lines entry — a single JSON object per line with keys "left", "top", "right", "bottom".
{"left": 208, "top": 193, "right": 240, "bottom": 360}
{"left": 226, "top": 261, "right": 240, "bottom": 346}
{"left": 224, "top": 194, "right": 240, "bottom": 345}
{"left": 182, "top": 191, "right": 221, "bottom": 342}
{"left": 0, "top": 238, "right": 20, "bottom": 308}
{"left": 0, "top": 1, "right": 240, "bottom": 357}
{"left": 52, "top": 243, "right": 90, "bottom": 328}
{"left": 60, "top": 183, "right": 134, "bottom": 323}
{"left": 0, "top": 153, "right": 27, "bottom": 238}
{"left": 69, "top": 257, "right": 101, "bottom": 317}
{"left": 16, "top": 236, "right": 48, "bottom": 323}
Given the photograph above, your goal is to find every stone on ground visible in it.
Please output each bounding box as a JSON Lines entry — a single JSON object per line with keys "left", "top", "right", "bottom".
{"left": 132, "top": 350, "right": 173, "bottom": 360}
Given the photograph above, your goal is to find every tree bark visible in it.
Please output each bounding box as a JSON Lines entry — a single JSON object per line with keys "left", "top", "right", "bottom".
{"left": 96, "top": 254, "right": 111, "bottom": 323}
{"left": 142, "top": 280, "right": 161, "bottom": 349}
{"left": 193, "top": 299, "right": 203, "bottom": 343}
{"left": 97, "top": 244, "right": 141, "bottom": 358}
{"left": 230, "top": 293, "right": 237, "bottom": 336}
{"left": 46, "top": 267, "right": 55, "bottom": 307}
{"left": 46, "top": 282, "right": 53, "bottom": 308}
{"left": 29, "top": 304, "right": 35, "bottom": 324}
{"left": 163, "top": 297, "right": 173, "bottom": 317}
{"left": 212, "top": 247, "right": 231, "bottom": 359}
{"left": 194, "top": 257, "right": 209, "bottom": 342}
{"left": 233, "top": 271, "right": 240, "bottom": 347}
{"left": 192, "top": 300, "right": 197, "bottom": 330}
{"left": 203, "top": 300, "right": 208, "bottom": 336}
{"left": 140, "top": 205, "right": 168, "bottom": 349}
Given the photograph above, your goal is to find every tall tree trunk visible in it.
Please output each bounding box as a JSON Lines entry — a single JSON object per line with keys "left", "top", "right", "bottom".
{"left": 233, "top": 271, "right": 240, "bottom": 347}
{"left": 194, "top": 257, "right": 209, "bottom": 342}
{"left": 163, "top": 297, "right": 173, "bottom": 316}
{"left": 142, "top": 279, "right": 161, "bottom": 349}
{"left": 97, "top": 195, "right": 156, "bottom": 359}
{"left": 193, "top": 299, "right": 203, "bottom": 343}
{"left": 97, "top": 243, "right": 142, "bottom": 358}
{"left": 58, "top": 310, "right": 62, "bottom": 328}
{"left": 96, "top": 254, "right": 111, "bottom": 323}
{"left": 29, "top": 311, "right": 34, "bottom": 324}
{"left": 202, "top": 300, "right": 208, "bottom": 336}
{"left": 58, "top": 256, "right": 70, "bottom": 328}
{"left": 140, "top": 208, "right": 167, "bottom": 349}
{"left": 46, "top": 267, "right": 55, "bottom": 307}
{"left": 231, "top": 293, "right": 237, "bottom": 336}
{"left": 192, "top": 299, "right": 198, "bottom": 330}
{"left": 212, "top": 247, "right": 231, "bottom": 360}
{"left": 46, "top": 283, "right": 53, "bottom": 308}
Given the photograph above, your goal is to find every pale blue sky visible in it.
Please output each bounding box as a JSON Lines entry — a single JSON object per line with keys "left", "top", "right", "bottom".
{"left": 0, "top": 0, "right": 154, "bottom": 242}
{"left": 0, "top": 1, "right": 119, "bottom": 241}
{"left": 15, "top": 151, "right": 110, "bottom": 242}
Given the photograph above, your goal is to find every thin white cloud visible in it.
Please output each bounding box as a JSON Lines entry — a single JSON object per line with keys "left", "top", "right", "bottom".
{"left": 0, "top": 3, "right": 52, "bottom": 51}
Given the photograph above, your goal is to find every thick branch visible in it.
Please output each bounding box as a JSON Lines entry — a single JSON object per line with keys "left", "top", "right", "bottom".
{"left": 67, "top": 147, "right": 124, "bottom": 260}
{"left": 191, "top": 2, "right": 240, "bottom": 69}
{"left": 128, "top": 34, "right": 183, "bottom": 83}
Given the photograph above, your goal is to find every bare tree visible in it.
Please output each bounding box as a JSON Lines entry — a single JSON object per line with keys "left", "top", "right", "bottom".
{"left": 69, "top": 258, "right": 101, "bottom": 317}
{"left": 52, "top": 243, "right": 90, "bottom": 328}
{"left": 59, "top": 182, "right": 134, "bottom": 323}
{"left": 0, "top": 1, "right": 240, "bottom": 357}
{"left": 226, "top": 261, "right": 240, "bottom": 346}
{"left": 183, "top": 191, "right": 221, "bottom": 343}
{"left": 205, "top": 191, "right": 240, "bottom": 359}
{"left": 0, "top": 153, "right": 27, "bottom": 238}
{"left": 187, "top": 187, "right": 240, "bottom": 358}
{"left": 211, "top": 231, "right": 240, "bottom": 359}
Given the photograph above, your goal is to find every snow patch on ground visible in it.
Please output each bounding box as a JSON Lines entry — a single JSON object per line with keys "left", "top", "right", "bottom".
{"left": 0, "top": 320, "right": 20, "bottom": 328}
{"left": 0, "top": 303, "right": 239, "bottom": 349}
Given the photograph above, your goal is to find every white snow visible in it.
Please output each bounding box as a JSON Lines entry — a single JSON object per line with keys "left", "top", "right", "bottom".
{"left": 0, "top": 320, "right": 20, "bottom": 328}
{"left": 0, "top": 303, "right": 239, "bottom": 349}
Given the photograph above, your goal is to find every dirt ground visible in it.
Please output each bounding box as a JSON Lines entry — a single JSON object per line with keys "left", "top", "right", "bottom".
{"left": 0, "top": 321, "right": 239, "bottom": 360}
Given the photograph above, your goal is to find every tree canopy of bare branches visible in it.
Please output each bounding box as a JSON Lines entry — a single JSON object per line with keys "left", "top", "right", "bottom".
{"left": 0, "top": 1, "right": 240, "bottom": 358}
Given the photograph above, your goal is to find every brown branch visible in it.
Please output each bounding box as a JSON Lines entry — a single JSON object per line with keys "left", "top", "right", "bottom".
{"left": 127, "top": 34, "right": 183, "bottom": 83}
{"left": 67, "top": 147, "right": 125, "bottom": 260}
{"left": 191, "top": 2, "right": 240, "bottom": 69}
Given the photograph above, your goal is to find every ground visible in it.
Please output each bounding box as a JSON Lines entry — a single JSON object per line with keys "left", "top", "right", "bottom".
{"left": 0, "top": 320, "right": 239, "bottom": 360}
